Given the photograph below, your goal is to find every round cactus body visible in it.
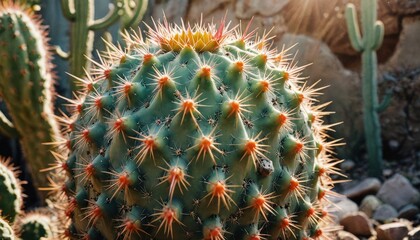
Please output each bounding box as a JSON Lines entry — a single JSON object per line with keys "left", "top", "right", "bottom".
{"left": 0, "top": 157, "right": 23, "bottom": 223}
{"left": 55, "top": 18, "right": 342, "bottom": 240}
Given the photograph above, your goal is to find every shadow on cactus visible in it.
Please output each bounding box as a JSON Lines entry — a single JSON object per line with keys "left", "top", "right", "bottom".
{"left": 45, "top": 17, "right": 345, "bottom": 239}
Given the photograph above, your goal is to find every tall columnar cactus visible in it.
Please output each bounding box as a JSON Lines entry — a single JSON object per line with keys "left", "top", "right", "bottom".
{"left": 345, "top": 0, "right": 389, "bottom": 178}
{"left": 0, "top": 2, "right": 61, "bottom": 197}
{"left": 51, "top": 19, "right": 343, "bottom": 239}
{"left": 0, "top": 217, "right": 15, "bottom": 240}
{"left": 0, "top": 157, "right": 23, "bottom": 223}
{"left": 58, "top": 0, "right": 148, "bottom": 91}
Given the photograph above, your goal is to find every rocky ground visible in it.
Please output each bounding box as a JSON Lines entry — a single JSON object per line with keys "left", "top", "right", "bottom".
{"left": 331, "top": 157, "right": 420, "bottom": 240}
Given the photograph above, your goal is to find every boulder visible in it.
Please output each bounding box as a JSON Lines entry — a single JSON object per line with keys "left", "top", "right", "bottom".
{"left": 376, "top": 174, "right": 420, "bottom": 210}
{"left": 398, "top": 204, "right": 419, "bottom": 220}
{"left": 344, "top": 178, "right": 382, "bottom": 200}
{"left": 376, "top": 222, "right": 410, "bottom": 240}
{"left": 331, "top": 198, "right": 359, "bottom": 222}
{"left": 373, "top": 204, "right": 398, "bottom": 222}
{"left": 360, "top": 195, "right": 382, "bottom": 217}
{"left": 340, "top": 212, "right": 375, "bottom": 237}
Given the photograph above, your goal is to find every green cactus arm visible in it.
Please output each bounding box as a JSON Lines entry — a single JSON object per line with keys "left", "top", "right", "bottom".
{"left": 372, "top": 21, "right": 384, "bottom": 50}
{"left": 121, "top": 0, "right": 148, "bottom": 29}
{"left": 89, "top": 1, "right": 124, "bottom": 30}
{"left": 60, "top": 0, "right": 76, "bottom": 21}
{"left": 345, "top": 3, "right": 363, "bottom": 52}
{"left": 376, "top": 89, "right": 393, "bottom": 113}
{"left": 55, "top": 45, "right": 71, "bottom": 60}
{"left": 0, "top": 111, "right": 18, "bottom": 138}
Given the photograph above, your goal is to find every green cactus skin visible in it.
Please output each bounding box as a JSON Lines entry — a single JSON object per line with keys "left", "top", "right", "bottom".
{"left": 16, "top": 211, "right": 57, "bottom": 240}
{"left": 53, "top": 19, "right": 343, "bottom": 240}
{"left": 345, "top": 0, "right": 389, "bottom": 178}
{"left": 0, "top": 217, "right": 15, "bottom": 240}
{"left": 0, "top": 3, "right": 61, "bottom": 197}
{"left": 58, "top": 0, "right": 148, "bottom": 91}
{"left": 0, "top": 158, "right": 23, "bottom": 223}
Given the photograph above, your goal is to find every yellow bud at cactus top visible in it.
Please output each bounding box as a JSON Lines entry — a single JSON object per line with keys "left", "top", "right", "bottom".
{"left": 149, "top": 18, "right": 228, "bottom": 52}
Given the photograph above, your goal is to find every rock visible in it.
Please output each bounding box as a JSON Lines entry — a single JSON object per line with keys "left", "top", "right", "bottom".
{"left": 408, "top": 226, "right": 420, "bottom": 240}
{"left": 331, "top": 198, "right": 359, "bottom": 222}
{"left": 150, "top": 0, "right": 189, "bottom": 24}
{"left": 337, "top": 230, "right": 359, "bottom": 240}
{"left": 360, "top": 195, "right": 382, "bottom": 217}
{"left": 383, "top": 0, "right": 420, "bottom": 15}
{"left": 340, "top": 212, "right": 375, "bottom": 237}
{"left": 380, "top": 16, "right": 420, "bottom": 154}
{"left": 376, "top": 174, "right": 420, "bottom": 210}
{"left": 344, "top": 178, "right": 382, "bottom": 200}
{"left": 373, "top": 204, "right": 398, "bottom": 222}
{"left": 398, "top": 204, "right": 419, "bottom": 220}
{"left": 341, "top": 159, "right": 355, "bottom": 171}
{"left": 187, "top": 0, "right": 231, "bottom": 20}
{"left": 383, "top": 168, "right": 393, "bottom": 177}
{"left": 235, "top": 0, "right": 289, "bottom": 18}
{"left": 376, "top": 222, "right": 409, "bottom": 240}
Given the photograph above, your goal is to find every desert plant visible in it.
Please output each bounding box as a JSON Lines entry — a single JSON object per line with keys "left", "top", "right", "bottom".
{"left": 0, "top": 157, "right": 23, "bottom": 223}
{"left": 345, "top": 0, "right": 391, "bottom": 177}
{"left": 58, "top": 0, "right": 148, "bottom": 91}
{"left": 0, "top": 217, "right": 15, "bottom": 240}
{"left": 0, "top": 156, "right": 60, "bottom": 239}
{"left": 15, "top": 210, "right": 58, "bottom": 240}
{"left": 47, "top": 17, "right": 343, "bottom": 239}
{"left": 0, "top": 2, "right": 62, "bottom": 195}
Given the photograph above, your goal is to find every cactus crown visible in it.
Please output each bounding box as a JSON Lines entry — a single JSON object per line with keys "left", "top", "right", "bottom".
{"left": 149, "top": 18, "right": 229, "bottom": 52}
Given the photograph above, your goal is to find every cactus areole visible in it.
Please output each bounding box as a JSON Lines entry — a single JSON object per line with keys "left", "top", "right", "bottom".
{"left": 55, "top": 18, "right": 343, "bottom": 239}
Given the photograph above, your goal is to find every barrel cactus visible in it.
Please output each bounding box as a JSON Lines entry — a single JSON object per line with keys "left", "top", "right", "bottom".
{"left": 53, "top": 18, "right": 343, "bottom": 239}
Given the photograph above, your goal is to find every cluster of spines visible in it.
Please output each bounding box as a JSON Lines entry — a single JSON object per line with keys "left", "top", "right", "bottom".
{"left": 46, "top": 17, "right": 344, "bottom": 240}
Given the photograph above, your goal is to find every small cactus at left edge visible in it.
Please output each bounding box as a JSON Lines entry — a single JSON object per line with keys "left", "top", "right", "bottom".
{"left": 50, "top": 18, "right": 344, "bottom": 239}
{"left": 0, "top": 157, "right": 23, "bottom": 223}
{"left": 15, "top": 210, "right": 57, "bottom": 240}
{"left": 0, "top": 2, "right": 61, "bottom": 196}
{"left": 0, "top": 217, "right": 15, "bottom": 240}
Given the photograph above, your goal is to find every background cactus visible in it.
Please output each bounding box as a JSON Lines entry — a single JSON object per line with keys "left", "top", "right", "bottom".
{"left": 0, "top": 217, "right": 15, "bottom": 240}
{"left": 51, "top": 18, "right": 343, "bottom": 240}
{"left": 345, "top": 0, "right": 391, "bottom": 178}
{"left": 15, "top": 210, "right": 57, "bottom": 240}
{"left": 0, "top": 2, "right": 61, "bottom": 198}
{"left": 58, "top": 0, "right": 148, "bottom": 91}
{"left": 0, "top": 156, "right": 59, "bottom": 240}
{"left": 0, "top": 157, "right": 23, "bottom": 223}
